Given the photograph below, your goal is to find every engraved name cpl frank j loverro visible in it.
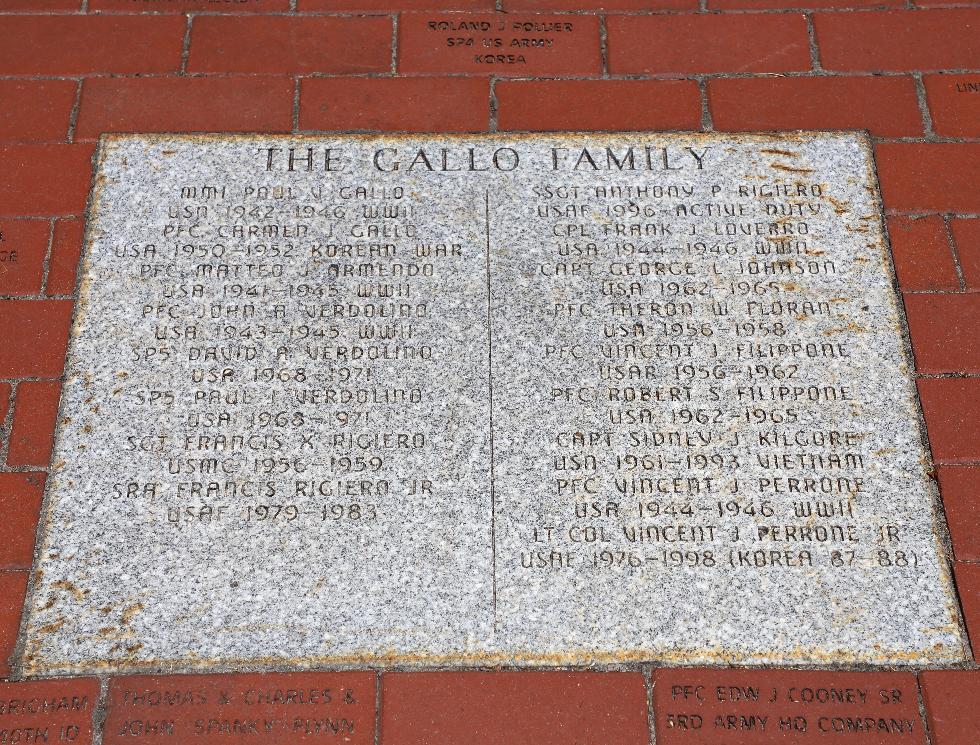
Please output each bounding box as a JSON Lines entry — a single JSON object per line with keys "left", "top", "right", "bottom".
{"left": 18, "top": 133, "right": 967, "bottom": 675}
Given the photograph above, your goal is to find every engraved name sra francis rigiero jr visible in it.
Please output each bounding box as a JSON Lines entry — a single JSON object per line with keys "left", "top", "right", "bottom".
{"left": 259, "top": 144, "right": 712, "bottom": 173}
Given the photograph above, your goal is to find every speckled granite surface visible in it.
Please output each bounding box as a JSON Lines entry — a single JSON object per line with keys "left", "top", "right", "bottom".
{"left": 18, "top": 134, "right": 967, "bottom": 675}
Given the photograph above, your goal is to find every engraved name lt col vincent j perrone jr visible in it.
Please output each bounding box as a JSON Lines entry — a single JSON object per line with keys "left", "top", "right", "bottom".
{"left": 19, "top": 133, "right": 967, "bottom": 675}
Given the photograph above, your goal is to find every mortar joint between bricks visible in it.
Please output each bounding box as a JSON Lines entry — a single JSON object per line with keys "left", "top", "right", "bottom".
{"left": 599, "top": 15, "right": 609, "bottom": 78}
{"left": 489, "top": 77, "right": 499, "bottom": 133}
{"left": 698, "top": 78, "right": 713, "bottom": 132}
{"left": 805, "top": 13, "right": 822, "bottom": 72}
{"left": 180, "top": 15, "right": 194, "bottom": 75}
{"left": 0, "top": 380, "right": 18, "bottom": 467}
{"left": 292, "top": 77, "right": 301, "bottom": 134}
{"left": 915, "top": 674, "right": 937, "bottom": 745}
{"left": 913, "top": 72, "right": 938, "bottom": 141}
{"left": 0, "top": 464, "right": 58, "bottom": 476}
{"left": 39, "top": 219, "right": 56, "bottom": 297}
{"left": 643, "top": 664, "right": 657, "bottom": 745}
{"left": 390, "top": 14, "right": 399, "bottom": 75}
{"left": 942, "top": 214, "right": 968, "bottom": 291}
{"left": 92, "top": 679, "right": 109, "bottom": 745}
{"left": 66, "top": 79, "right": 83, "bottom": 145}
{"left": 374, "top": 671, "right": 382, "bottom": 745}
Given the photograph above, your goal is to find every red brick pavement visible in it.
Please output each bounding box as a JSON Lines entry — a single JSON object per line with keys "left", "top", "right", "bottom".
{"left": 0, "top": 1, "right": 977, "bottom": 738}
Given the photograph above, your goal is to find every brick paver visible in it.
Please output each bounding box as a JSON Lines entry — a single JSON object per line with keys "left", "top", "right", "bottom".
{"left": 607, "top": 14, "right": 811, "bottom": 74}
{"left": 0, "top": 145, "right": 96, "bottom": 217}
{"left": 924, "top": 75, "right": 980, "bottom": 138}
{"left": 103, "top": 673, "right": 376, "bottom": 745}
{"left": 382, "top": 672, "right": 648, "bottom": 745}
{"left": 951, "top": 218, "right": 980, "bottom": 289}
{"left": 917, "top": 379, "right": 980, "bottom": 463}
{"left": 0, "top": 300, "right": 74, "bottom": 378}
{"left": 814, "top": 9, "right": 980, "bottom": 72}
{"left": 887, "top": 216, "right": 960, "bottom": 292}
{"left": 875, "top": 143, "right": 980, "bottom": 214}
{"left": 7, "top": 381, "right": 62, "bottom": 467}
{"left": 45, "top": 219, "right": 84, "bottom": 297}
{"left": 76, "top": 77, "right": 295, "bottom": 139}
{"left": 904, "top": 294, "right": 980, "bottom": 373}
{"left": 301, "top": 77, "right": 490, "bottom": 132}
{"left": 187, "top": 16, "right": 393, "bottom": 74}
{"left": 398, "top": 13, "right": 602, "bottom": 76}
{"left": 0, "top": 473, "right": 45, "bottom": 570}
{"left": 497, "top": 79, "right": 701, "bottom": 131}
{"left": 708, "top": 76, "right": 922, "bottom": 137}
{"left": 921, "top": 671, "right": 980, "bottom": 745}
{"left": 0, "top": 16, "right": 185, "bottom": 75}
{"left": 0, "top": 81, "right": 77, "bottom": 144}
{"left": 652, "top": 669, "right": 925, "bottom": 744}
{"left": 0, "top": 220, "right": 49, "bottom": 296}
{"left": 0, "top": 678, "right": 100, "bottom": 745}
{"left": 938, "top": 466, "right": 980, "bottom": 561}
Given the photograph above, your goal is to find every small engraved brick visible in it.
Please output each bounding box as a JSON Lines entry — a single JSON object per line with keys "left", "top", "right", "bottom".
{"left": 103, "top": 672, "right": 376, "bottom": 745}
{"left": 653, "top": 669, "right": 925, "bottom": 745}
{"left": 924, "top": 75, "right": 980, "bottom": 138}
{"left": 0, "top": 220, "right": 49, "bottom": 296}
{"left": 398, "top": 13, "right": 601, "bottom": 76}
{"left": 0, "top": 679, "right": 100, "bottom": 744}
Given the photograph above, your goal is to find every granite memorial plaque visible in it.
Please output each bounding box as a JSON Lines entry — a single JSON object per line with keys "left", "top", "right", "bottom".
{"left": 19, "top": 133, "right": 967, "bottom": 674}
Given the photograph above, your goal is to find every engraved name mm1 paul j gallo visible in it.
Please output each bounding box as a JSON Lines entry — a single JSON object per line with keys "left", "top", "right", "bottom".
{"left": 19, "top": 133, "right": 966, "bottom": 675}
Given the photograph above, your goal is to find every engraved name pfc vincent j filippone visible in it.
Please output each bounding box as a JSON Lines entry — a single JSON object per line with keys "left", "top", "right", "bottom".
{"left": 20, "top": 133, "right": 966, "bottom": 675}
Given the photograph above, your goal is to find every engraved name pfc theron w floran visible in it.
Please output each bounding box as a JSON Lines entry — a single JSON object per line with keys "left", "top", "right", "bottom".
{"left": 19, "top": 133, "right": 967, "bottom": 674}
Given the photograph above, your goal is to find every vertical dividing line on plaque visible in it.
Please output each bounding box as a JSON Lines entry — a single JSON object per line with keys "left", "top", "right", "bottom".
{"left": 485, "top": 187, "right": 498, "bottom": 633}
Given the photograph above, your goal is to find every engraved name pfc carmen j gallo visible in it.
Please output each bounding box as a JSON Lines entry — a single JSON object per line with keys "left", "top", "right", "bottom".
{"left": 20, "top": 133, "right": 966, "bottom": 674}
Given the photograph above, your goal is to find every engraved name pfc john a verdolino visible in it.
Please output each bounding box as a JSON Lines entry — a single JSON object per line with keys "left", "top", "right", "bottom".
{"left": 20, "top": 134, "right": 966, "bottom": 674}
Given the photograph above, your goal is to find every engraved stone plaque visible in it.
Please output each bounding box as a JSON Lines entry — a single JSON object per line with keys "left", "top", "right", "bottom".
{"left": 20, "top": 133, "right": 967, "bottom": 674}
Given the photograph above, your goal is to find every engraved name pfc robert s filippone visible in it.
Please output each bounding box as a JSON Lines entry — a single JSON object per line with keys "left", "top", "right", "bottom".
{"left": 21, "top": 133, "right": 966, "bottom": 674}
